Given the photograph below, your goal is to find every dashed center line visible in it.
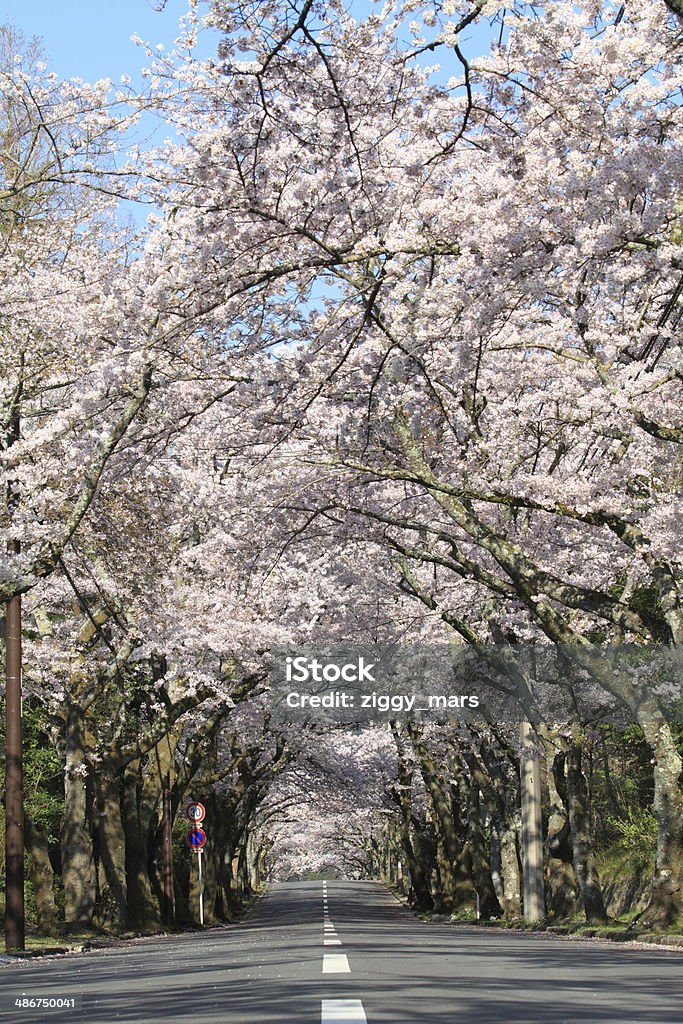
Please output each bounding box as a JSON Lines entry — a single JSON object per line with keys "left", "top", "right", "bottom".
{"left": 322, "top": 953, "right": 351, "bottom": 974}
{"left": 321, "top": 883, "right": 347, "bottom": 972}
{"left": 321, "top": 999, "right": 366, "bottom": 1023}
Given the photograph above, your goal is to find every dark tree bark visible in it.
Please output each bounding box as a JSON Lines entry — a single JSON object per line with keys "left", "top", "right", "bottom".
{"left": 390, "top": 724, "right": 433, "bottom": 912}
{"left": 408, "top": 724, "right": 464, "bottom": 913}
{"left": 94, "top": 768, "right": 128, "bottom": 932}
{"left": 461, "top": 738, "right": 519, "bottom": 918}
{"left": 122, "top": 761, "right": 160, "bottom": 931}
{"left": 24, "top": 811, "right": 58, "bottom": 935}
{"left": 566, "top": 728, "right": 608, "bottom": 925}
{"left": 542, "top": 735, "right": 580, "bottom": 920}
{"left": 468, "top": 781, "right": 501, "bottom": 919}
{"left": 61, "top": 699, "right": 97, "bottom": 931}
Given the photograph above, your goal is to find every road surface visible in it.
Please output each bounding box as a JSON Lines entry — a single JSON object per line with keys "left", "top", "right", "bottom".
{"left": 1, "top": 881, "right": 681, "bottom": 1023}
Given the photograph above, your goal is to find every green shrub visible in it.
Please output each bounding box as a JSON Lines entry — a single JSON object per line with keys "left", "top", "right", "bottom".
{"left": 607, "top": 808, "right": 658, "bottom": 858}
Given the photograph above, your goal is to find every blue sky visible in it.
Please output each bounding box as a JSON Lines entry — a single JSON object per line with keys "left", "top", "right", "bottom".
{"left": 0, "top": 0, "right": 495, "bottom": 227}
{"left": 0, "top": 0, "right": 206, "bottom": 82}
{"left": 0, "top": 1, "right": 494, "bottom": 86}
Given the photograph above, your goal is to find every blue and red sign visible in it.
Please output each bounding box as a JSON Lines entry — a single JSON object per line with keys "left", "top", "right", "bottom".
{"left": 186, "top": 826, "right": 207, "bottom": 851}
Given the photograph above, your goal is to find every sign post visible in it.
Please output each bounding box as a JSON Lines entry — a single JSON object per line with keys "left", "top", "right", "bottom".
{"left": 198, "top": 849, "right": 204, "bottom": 926}
{"left": 185, "top": 803, "right": 207, "bottom": 927}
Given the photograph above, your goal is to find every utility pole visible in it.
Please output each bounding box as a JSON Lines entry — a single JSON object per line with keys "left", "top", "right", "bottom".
{"left": 5, "top": 402, "right": 24, "bottom": 951}
{"left": 520, "top": 720, "right": 544, "bottom": 923}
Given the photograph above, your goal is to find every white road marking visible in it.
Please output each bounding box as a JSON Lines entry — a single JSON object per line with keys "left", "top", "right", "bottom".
{"left": 321, "top": 999, "right": 366, "bottom": 1023}
{"left": 324, "top": 938, "right": 342, "bottom": 945}
{"left": 322, "top": 954, "right": 351, "bottom": 974}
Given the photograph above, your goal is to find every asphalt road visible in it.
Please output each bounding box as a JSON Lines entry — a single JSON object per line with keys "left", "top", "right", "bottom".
{"left": 0, "top": 881, "right": 681, "bottom": 1024}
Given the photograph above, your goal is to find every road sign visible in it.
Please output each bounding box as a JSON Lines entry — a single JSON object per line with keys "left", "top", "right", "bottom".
{"left": 184, "top": 801, "right": 206, "bottom": 823}
{"left": 186, "top": 827, "right": 207, "bottom": 851}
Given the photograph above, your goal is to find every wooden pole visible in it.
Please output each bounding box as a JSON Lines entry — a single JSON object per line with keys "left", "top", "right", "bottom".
{"left": 5, "top": 404, "right": 24, "bottom": 951}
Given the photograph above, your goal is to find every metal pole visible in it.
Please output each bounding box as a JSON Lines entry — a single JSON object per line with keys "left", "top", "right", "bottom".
{"left": 161, "top": 774, "right": 174, "bottom": 926}
{"left": 197, "top": 849, "right": 204, "bottom": 926}
{"left": 5, "top": 401, "right": 24, "bottom": 953}
{"left": 520, "top": 721, "right": 544, "bottom": 923}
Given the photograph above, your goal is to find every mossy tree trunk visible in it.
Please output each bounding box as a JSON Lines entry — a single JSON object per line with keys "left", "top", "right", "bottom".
{"left": 639, "top": 716, "right": 683, "bottom": 929}
{"left": 24, "top": 810, "right": 58, "bottom": 935}
{"left": 61, "top": 699, "right": 97, "bottom": 931}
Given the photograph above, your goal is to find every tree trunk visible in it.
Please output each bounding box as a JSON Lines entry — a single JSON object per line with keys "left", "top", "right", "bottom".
{"left": 468, "top": 782, "right": 501, "bottom": 919}
{"left": 390, "top": 724, "right": 433, "bottom": 911}
{"left": 408, "top": 725, "right": 462, "bottom": 913}
{"left": 141, "top": 735, "right": 181, "bottom": 931}
{"left": 520, "top": 722, "right": 545, "bottom": 922}
{"left": 465, "top": 740, "right": 521, "bottom": 918}
{"left": 400, "top": 815, "right": 433, "bottom": 911}
{"left": 122, "top": 762, "right": 159, "bottom": 931}
{"left": 94, "top": 768, "right": 128, "bottom": 932}
{"left": 62, "top": 700, "right": 97, "bottom": 931}
{"left": 541, "top": 732, "right": 580, "bottom": 920}
{"left": 499, "top": 818, "right": 522, "bottom": 918}
{"left": 24, "top": 811, "right": 58, "bottom": 935}
{"left": 566, "top": 727, "right": 608, "bottom": 925}
{"left": 639, "top": 716, "right": 683, "bottom": 929}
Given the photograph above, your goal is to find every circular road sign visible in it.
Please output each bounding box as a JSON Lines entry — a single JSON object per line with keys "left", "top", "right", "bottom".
{"left": 186, "top": 827, "right": 207, "bottom": 851}
{"left": 185, "top": 801, "right": 206, "bottom": 823}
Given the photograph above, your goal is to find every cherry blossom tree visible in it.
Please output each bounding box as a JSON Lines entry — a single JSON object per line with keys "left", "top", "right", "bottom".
{"left": 144, "top": 0, "right": 682, "bottom": 925}
{"left": 4, "top": 0, "right": 682, "bottom": 937}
